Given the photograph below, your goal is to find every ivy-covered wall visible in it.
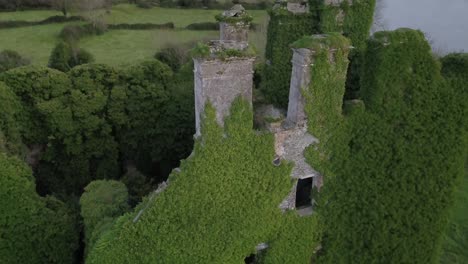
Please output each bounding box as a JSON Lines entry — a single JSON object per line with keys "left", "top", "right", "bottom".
{"left": 87, "top": 98, "right": 321, "bottom": 263}
{"left": 290, "top": 33, "right": 351, "bottom": 178}
{"left": 317, "top": 29, "right": 467, "bottom": 263}
{"left": 262, "top": 8, "right": 318, "bottom": 108}
{"left": 262, "top": 0, "right": 376, "bottom": 107}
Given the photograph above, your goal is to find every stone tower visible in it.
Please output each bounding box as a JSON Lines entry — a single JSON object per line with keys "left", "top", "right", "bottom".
{"left": 274, "top": 34, "right": 350, "bottom": 215}
{"left": 193, "top": 5, "right": 255, "bottom": 137}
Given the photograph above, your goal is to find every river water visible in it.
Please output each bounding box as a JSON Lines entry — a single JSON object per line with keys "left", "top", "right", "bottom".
{"left": 373, "top": 0, "right": 468, "bottom": 54}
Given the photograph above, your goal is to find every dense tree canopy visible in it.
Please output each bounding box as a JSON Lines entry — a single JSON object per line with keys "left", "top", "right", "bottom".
{"left": 0, "top": 153, "right": 79, "bottom": 264}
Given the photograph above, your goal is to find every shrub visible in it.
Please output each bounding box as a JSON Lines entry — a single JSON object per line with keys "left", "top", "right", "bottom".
{"left": 48, "top": 42, "right": 73, "bottom": 72}
{"left": 59, "top": 23, "right": 106, "bottom": 42}
{"left": 154, "top": 43, "right": 192, "bottom": 71}
{"left": 48, "top": 41, "right": 95, "bottom": 72}
{"left": 0, "top": 50, "right": 30, "bottom": 73}
{"left": 80, "top": 180, "right": 129, "bottom": 255}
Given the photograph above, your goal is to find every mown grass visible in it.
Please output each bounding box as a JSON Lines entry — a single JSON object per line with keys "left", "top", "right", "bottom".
{"left": 79, "top": 29, "right": 218, "bottom": 66}
{"left": 106, "top": 4, "right": 267, "bottom": 28}
{"left": 0, "top": 5, "right": 268, "bottom": 66}
{"left": 0, "top": 22, "right": 83, "bottom": 65}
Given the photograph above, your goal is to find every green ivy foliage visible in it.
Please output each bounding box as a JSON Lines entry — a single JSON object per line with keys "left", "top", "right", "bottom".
{"left": 440, "top": 53, "right": 468, "bottom": 134}
{"left": 80, "top": 180, "right": 129, "bottom": 256}
{"left": 262, "top": 9, "right": 318, "bottom": 108}
{"left": 87, "top": 98, "right": 321, "bottom": 263}
{"left": 262, "top": 0, "right": 375, "bottom": 107}
{"left": 0, "top": 153, "right": 79, "bottom": 264}
{"left": 295, "top": 34, "right": 351, "bottom": 178}
{"left": 317, "top": 29, "right": 466, "bottom": 263}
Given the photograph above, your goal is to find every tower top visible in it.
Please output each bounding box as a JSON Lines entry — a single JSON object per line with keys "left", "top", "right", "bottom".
{"left": 212, "top": 4, "right": 252, "bottom": 51}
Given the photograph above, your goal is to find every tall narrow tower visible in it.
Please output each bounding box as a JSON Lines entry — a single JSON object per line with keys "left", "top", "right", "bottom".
{"left": 193, "top": 5, "right": 255, "bottom": 137}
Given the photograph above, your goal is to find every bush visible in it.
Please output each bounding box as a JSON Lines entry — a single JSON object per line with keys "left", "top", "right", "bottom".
{"left": 0, "top": 50, "right": 30, "bottom": 73}
{"left": 154, "top": 43, "right": 191, "bottom": 71}
{"left": 59, "top": 23, "right": 106, "bottom": 42}
{"left": 80, "top": 180, "right": 129, "bottom": 255}
{"left": 48, "top": 42, "right": 73, "bottom": 72}
{"left": 48, "top": 41, "right": 94, "bottom": 72}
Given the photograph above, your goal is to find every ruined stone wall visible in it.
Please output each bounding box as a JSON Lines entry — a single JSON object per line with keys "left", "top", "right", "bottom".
{"left": 193, "top": 57, "right": 255, "bottom": 136}
{"left": 287, "top": 48, "right": 313, "bottom": 125}
{"left": 219, "top": 22, "right": 249, "bottom": 43}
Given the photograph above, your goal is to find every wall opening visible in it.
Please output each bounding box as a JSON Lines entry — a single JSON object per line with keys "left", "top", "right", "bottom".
{"left": 244, "top": 254, "right": 256, "bottom": 264}
{"left": 295, "top": 177, "right": 313, "bottom": 208}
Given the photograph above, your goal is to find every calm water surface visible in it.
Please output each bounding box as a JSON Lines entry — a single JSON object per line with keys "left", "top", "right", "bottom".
{"left": 374, "top": 0, "right": 468, "bottom": 53}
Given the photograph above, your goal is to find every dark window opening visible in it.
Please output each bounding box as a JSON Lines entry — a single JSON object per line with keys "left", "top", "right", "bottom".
{"left": 295, "top": 177, "right": 313, "bottom": 208}
{"left": 244, "top": 254, "right": 256, "bottom": 264}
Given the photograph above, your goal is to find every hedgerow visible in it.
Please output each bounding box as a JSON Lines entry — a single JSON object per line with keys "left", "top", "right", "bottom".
{"left": 87, "top": 98, "right": 321, "bottom": 263}
{"left": 317, "top": 29, "right": 467, "bottom": 263}
{"left": 0, "top": 153, "right": 79, "bottom": 264}
{"left": 261, "top": 7, "right": 318, "bottom": 108}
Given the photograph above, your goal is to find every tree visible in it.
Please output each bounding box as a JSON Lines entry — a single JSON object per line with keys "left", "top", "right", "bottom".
{"left": 0, "top": 50, "right": 30, "bottom": 73}
{"left": 0, "top": 153, "right": 79, "bottom": 264}
{"left": 51, "top": 0, "right": 72, "bottom": 16}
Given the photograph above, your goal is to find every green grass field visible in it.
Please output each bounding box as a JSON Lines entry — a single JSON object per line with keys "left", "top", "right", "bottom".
{"left": 0, "top": 4, "right": 268, "bottom": 66}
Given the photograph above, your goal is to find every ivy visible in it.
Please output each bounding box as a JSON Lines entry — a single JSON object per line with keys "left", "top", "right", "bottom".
{"left": 87, "top": 98, "right": 321, "bottom": 263}
{"left": 317, "top": 29, "right": 467, "bottom": 263}
{"left": 262, "top": 9, "right": 318, "bottom": 108}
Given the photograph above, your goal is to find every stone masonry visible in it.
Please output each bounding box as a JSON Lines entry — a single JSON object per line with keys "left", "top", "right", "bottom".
{"left": 193, "top": 57, "right": 255, "bottom": 136}
{"left": 193, "top": 5, "right": 255, "bottom": 137}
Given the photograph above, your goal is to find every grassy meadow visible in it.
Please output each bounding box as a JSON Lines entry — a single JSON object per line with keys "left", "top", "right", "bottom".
{"left": 0, "top": 4, "right": 268, "bottom": 66}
